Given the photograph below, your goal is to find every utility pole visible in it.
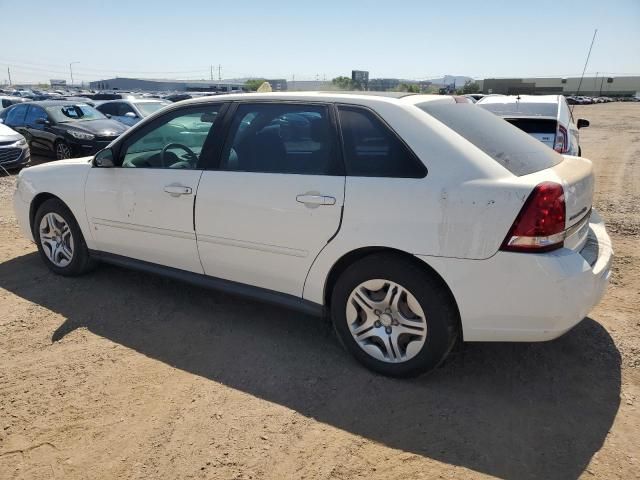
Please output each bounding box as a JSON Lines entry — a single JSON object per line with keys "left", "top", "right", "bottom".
{"left": 218, "top": 64, "right": 221, "bottom": 81}
{"left": 69, "top": 61, "right": 80, "bottom": 87}
{"left": 210, "top": 65, "right": 213, "bottom": 81}
{"left": 7, "top": 67, "right": 12, "bottom": 86}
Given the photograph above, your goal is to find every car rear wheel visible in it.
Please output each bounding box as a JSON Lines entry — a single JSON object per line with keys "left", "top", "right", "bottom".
{"left": 331, "top": 253, "right": 459, "bottom": 377}
{"left": 34, "top": 198, "right": 95, "bottom": 276}
{"left": 55, "top": 141, "right": 72, "bottom": 160}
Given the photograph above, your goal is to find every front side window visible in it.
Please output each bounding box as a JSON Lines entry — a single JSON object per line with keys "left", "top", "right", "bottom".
{"left": 338, "top": 106, "right": 425, "bottom": 178}
{"left": 220, "top": 103, "right": 340, "bottom": 175}
{"left": 97, "top": 102, "right": 117, "bottom": 116}
{"left": 117, "top": 103, "right": 136, "bottom": 116}
{"left": 120, "top": 105, "right": 222, "bottom": 169}
{"left": 24, "top": 106, "right": 48, "bottom": 126}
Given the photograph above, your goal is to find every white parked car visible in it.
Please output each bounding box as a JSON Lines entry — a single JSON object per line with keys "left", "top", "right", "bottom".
{"left": 13, "top": 92, "right": 613, "bottom": 377}
{"left": 476, "top": 94, "right": 589, "bottom": 156}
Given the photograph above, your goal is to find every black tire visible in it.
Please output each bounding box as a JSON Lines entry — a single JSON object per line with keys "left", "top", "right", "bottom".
{"left": 33, "top": 198, "right": 95, "bottom": 276}
{"left": 55, "top": 140, "right": 72, "bottom": 160}
{"left": 331, "top": 253, "right": 459, "bottom": 377}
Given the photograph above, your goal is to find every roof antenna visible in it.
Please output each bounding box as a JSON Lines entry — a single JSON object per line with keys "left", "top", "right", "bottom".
{"left": 572, "top": 28, "right": 598, "bottom": 114}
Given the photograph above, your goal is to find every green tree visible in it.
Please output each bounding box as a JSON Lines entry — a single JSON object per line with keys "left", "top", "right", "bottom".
{"left": 332, "top": 76, "right": 355, "bottom": 90}
{"left": 395, "top": 83, "right": 420, "bottom": 93}
{"left": 457, "top": 80, "right": 480, "bottom": 95}
{"left": 245, "top": 79, "right": 267, "bottom": 92}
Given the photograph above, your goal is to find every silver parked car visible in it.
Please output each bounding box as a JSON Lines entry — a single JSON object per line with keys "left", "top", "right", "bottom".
{"left": 0, "top": 123, "right": 30, "bottom": 169}
{"left": 477, "top": 94, "right": 589, "bottom": 156}
{"left": 95, "top": 99, "right": 171, "bottom": 126}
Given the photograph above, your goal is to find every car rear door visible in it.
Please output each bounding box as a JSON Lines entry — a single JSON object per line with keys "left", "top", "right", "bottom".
{"left": 195, "top": 102, "right": 345, "bottom": 297}
{"left": 84, "top": 103, "right": 226, "bottom": 273}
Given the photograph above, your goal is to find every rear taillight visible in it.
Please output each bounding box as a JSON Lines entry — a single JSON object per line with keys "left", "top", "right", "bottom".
{"left": 554, "top": 124, "right": 568, "bottom": 153}
{"left": 501, "top": 182, "right": 566, "bottom": 253}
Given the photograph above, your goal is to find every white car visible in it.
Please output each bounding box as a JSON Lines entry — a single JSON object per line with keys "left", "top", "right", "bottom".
{"left": 477, "top": 94, "right": 589, "bottom": 156}
{"left": 12, "top": 92, "right": 613, "bottom": 377}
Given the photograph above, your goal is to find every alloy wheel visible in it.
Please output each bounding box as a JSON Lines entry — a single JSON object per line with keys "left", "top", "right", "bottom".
{"left": 346, "top": 279, "right": 427, "bottom": 363}
{"left": 56, "top": 143, "right": 72, "bottom": 160}
{"left": 39, "top": 212, "right": 74, "bottom": 267}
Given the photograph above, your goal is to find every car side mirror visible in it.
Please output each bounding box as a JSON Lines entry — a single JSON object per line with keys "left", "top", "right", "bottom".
{"left": 104, "top": 113, "right": 112, "bottom": 119}
{"left": 94, "top": 148, "right": 115, "bottom": 167}
{"left": 577, "top": 118, "right": 590, "bottom": 129}
{"left": 124, "top": 112, "right": 137, "bottom": 118}
{"left": 35, "top": 118, "right": 50, "bottom": 126}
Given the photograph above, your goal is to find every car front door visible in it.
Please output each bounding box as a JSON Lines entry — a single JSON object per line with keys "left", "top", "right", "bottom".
{"left": 195, "top": 102, "right": 345, "bottom": 297}
{"left": 114, "top": 102, "right": 139, "bottom": 126}
{"left": 84, "top": 103, "right": 225, "bottom": 273}
{"left": 23, "top": 105, "right": 56, "bottom": 154}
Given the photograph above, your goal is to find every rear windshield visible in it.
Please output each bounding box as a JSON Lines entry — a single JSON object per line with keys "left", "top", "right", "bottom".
{"left": 418, "top": 103, "right": 563, "bottom": 176}
{"left": 477, "top": 102, "right": 558, "bottom": 117}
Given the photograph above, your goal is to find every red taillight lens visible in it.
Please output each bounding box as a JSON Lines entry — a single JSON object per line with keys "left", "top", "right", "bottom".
{"left": 501, "top": 182, "right": 566, "bottom": 253}
{"left": 554, "top": 124, "right": 568, "bottom": 153}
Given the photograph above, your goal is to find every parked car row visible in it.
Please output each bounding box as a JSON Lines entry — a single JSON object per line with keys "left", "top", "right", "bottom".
{"left": 12, "top": 91, "right": 613, "bottom": 377}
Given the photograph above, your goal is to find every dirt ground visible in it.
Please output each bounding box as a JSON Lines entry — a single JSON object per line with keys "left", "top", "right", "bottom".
{"left": 0, "top": 103, "right": 638, "bottom": 480}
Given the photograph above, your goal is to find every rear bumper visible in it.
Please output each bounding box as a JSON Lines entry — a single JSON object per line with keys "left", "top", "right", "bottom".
{"left": 418, "top": 209, "right": 613, "bottom": 342}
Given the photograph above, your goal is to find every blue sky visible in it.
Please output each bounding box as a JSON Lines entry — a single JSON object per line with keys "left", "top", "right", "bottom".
{"left": 1, "top": 0, "right": 638, "bottom": 83}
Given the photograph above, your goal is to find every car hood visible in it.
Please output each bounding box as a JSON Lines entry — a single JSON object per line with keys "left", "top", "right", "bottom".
{"left": 62, "top": 119, "right": 128, "bottom": 136}
{"left": 0, "top": 123, "right": 23, "bottom": 141}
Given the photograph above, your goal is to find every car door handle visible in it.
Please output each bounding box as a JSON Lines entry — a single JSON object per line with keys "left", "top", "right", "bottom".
{"left": 296, "top": 194, "right": 336, "bottom": 206}
{"left": 163, "top": 185, "right": 192, "bottom": 196}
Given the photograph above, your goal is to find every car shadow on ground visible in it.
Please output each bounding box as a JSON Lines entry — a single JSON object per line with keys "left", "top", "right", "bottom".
{"left": 0, "top": 253, "right": 621, "bottom": 480}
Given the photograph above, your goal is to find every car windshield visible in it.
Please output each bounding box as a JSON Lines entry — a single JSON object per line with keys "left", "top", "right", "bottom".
{"left": 134, "top": 101, "right": 170, "bottom": 117}
{"left": 46, "top": 104, "right": 106, "bottom": 122}
{"left": 477, "top": 102, "right": 558, "bottom": 117}
{"left": 418, "top": 103, "right": 563, "bottom": 176}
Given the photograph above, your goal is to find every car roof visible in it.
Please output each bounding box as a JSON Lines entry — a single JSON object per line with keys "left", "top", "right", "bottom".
{"left": 99, "top": 98, "right": 168, "bottom": 104}
{"left": 477, "top": 94, "right": 561, "bottom": 105}
{"left": 174, "top": 91, "right": 453, "bottom": 108}
{"left": 25, "top": 100, "right": 95, "bottom": 107}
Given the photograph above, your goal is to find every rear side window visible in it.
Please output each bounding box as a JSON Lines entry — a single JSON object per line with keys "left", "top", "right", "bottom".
{"left": 3, "top": 104, "right": 28, "bottom": 126}
{"left": 221, "top": 103, "right": 341, "bottom": 175}
{"left": 338, "top": 106, "right": 425, "bottom": 178}
{"left": 419, "top": 103, "right": 563, "bottom": 176}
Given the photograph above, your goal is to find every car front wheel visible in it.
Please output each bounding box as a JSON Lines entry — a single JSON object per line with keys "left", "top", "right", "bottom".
{"left": 34, "top": 198, "right": 95, "bottom": 276}
{"left": 55, "top": 141, "right": 72, "bottom": 160}
{"left": 331, "top": 253, "right": 459, "bottom": 377}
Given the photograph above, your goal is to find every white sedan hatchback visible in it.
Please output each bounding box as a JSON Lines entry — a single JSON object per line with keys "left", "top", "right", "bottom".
{"left": 13, "top": 92, "right": 613, "bottom": 377}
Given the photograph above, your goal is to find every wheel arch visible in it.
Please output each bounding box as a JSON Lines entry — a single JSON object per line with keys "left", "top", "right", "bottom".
{"left": 322, "top": 246, "right": 462, "bottom": 337}
{"left": 29, "top": 193, "right": 68, "bottom": 236}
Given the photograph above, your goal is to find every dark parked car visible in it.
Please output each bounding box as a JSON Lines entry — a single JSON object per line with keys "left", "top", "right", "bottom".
{"left": 0, "top": 101, "right": 128, "bottom": 160}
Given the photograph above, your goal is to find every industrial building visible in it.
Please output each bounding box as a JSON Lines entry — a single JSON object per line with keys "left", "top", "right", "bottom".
{"left": 88, "top": 77, "right": 287, "bottom": 92}
{"left": 477, "top": 76, "right": 640, "bottom": 97}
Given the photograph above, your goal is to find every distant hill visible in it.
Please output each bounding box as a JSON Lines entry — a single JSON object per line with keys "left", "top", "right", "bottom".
{"left": 426, "top": 75, "right": 473, "bottom": 86}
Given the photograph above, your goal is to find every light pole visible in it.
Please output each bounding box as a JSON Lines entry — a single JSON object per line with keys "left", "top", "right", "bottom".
{"left": 69, "top": 62, "right": 80, "bottom": 87}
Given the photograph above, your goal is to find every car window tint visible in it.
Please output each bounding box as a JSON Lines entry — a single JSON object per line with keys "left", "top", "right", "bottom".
{"left": 419, "top": 103, "right": 563, "bottom": 176}
{"left": 338, "top": 106, "right": 426, "bottom": 178}
{"left": 121, "top": 106, "right": 221, "bottom": 169}
{"left": 97, "top": 103, "right": 116, "bottom": 116}
{"left": 4, "top": 104, "right": 28, "bottom": 126}
{"left": 24, "top": 106, "right": 47, "bottom": 126}
{"left": 118, "top": 103, "right": 136, "bottom": 116}
{"left": 220, "top": 103, "right": 340, "bottom": 175}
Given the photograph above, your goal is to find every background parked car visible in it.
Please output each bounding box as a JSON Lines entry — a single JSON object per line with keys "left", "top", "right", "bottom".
{"left": 0, "top": 122, "right": 30, "bottom": 170}
{"left": 96, "top": 99, "right": 171, "bottom": 126}
{"left": 0, "top": 101, "right": 128, "bottom": 160}
{"left": 0, "top": 95, "right": 28, "bottom": 113}
{"left": 476, "top": 94, "right": 589, "bottom": 156}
